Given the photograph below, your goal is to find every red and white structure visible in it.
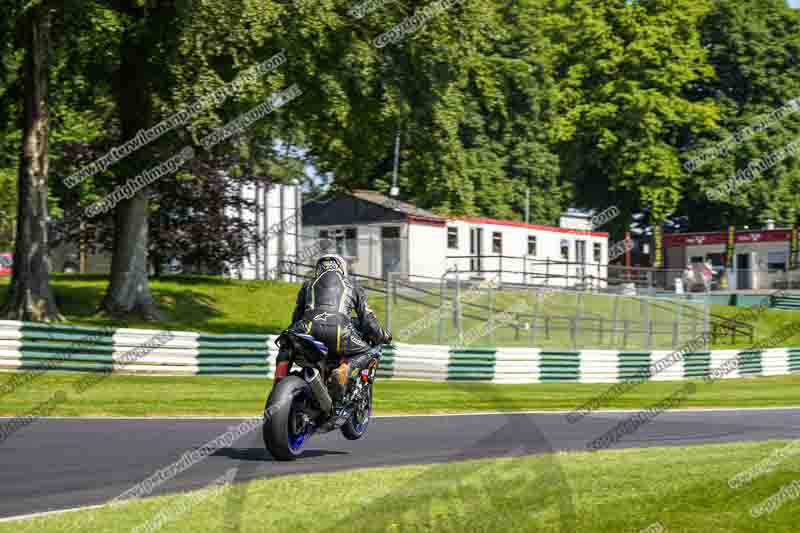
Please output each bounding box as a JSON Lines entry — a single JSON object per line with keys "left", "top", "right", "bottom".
{"left": 445, "top": 216, "right": 608, "bottom": 286}
{"left": 663, "top": 224, "right": 799, "bottom": 290}
{"left": 302, "top": 191, "right": 609, "bottom": 285}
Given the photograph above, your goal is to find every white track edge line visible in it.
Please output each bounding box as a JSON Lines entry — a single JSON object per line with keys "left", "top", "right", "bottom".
{"left": 0, "top": 503, "right": 113, "bottom": 523}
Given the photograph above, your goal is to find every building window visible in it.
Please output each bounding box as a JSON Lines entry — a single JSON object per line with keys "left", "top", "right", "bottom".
{"left": 527, "top": 235, "right": 537, "bottom": 256}
{"left": 318, "top": 230, "right": 333, "bottom": 254}
{"left": 593, "top": 242, "right": 602, "bottom": 263}
{"left": 448, "top": 227, "right": 459, "bottom": 249}
{"left": 707, "top": 253, "right": 724, "bottom": 267}
{"left": 768, "top": 251, "right": 787, "bottom": 271}
{"left": 560, "top": 239, "right": 569, "bottom": 260}
{"left": 333, "top": 230, "right": 345, "bottom": 255}
{"left": 382, "top": 226, "right": 400, "bottom": 239}
{"left": 492, "top": 232, "right": 502, "bottom": 254}
{"left": 330, "top": 228, "right": 358, "bottom": 257}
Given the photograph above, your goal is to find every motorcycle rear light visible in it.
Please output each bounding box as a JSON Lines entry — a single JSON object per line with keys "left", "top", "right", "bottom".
{"left": 360, "top": 370, "right": 370, "bottom": 383}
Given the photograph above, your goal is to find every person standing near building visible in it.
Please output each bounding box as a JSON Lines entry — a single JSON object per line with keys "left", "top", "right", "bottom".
{"left": 683, "top": 263, "right": 694, "bottom": 290}
{"left": 703, "top": 259, "right": 713, "bottom": 292}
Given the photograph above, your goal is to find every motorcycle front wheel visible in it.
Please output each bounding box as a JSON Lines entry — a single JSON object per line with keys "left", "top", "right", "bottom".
{"left": 264, "top": 375, "right": 311, "bottom": 461}
{"left": 341, "top": 381, "right": 372, "bottom": 440}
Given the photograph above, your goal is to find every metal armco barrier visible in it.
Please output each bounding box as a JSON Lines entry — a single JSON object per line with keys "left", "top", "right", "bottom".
{"left": 0, "top": 320, "right": 798, "bottom": 383}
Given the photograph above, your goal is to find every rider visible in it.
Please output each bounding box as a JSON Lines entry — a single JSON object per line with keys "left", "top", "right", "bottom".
{"left": 274, "top": 254, "right": 392, "bottom": 399}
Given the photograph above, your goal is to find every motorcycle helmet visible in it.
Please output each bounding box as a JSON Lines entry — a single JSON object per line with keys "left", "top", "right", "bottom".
{"left": 315, "top": 254, "right": 348, "bottom": 277}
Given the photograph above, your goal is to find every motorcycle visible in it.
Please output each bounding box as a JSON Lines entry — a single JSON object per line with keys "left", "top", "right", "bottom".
{"left": 263, "top": 330, "right": 382, "bottom": 461}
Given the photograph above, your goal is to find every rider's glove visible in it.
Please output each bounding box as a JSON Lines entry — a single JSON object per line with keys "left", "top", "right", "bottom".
{"left": 382, "top": 330, "right": 393, "bottom": 344}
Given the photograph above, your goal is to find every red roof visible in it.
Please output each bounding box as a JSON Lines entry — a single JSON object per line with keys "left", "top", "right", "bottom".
{"left": 452, "top": 217, "right": 609, "bottom": 238}
{"left": 407, "top": 215, "right": 446, "bottom": 227}
{"left": 664, "top": 229, "right": 794, "bottom": 247}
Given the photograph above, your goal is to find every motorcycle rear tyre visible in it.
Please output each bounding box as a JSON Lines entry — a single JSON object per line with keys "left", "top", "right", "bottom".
{"left": 264, "top": 375, "right": 310, "bottom": 461}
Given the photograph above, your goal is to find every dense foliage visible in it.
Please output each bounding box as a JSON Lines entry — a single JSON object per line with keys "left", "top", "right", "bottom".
{"left": 0, "top": 0, "right": 799, "bottom": 318}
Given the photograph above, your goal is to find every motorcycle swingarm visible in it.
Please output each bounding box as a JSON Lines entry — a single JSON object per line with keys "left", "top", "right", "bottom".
{"left": 317, "top": 407, "right": 355, "bottom": 432}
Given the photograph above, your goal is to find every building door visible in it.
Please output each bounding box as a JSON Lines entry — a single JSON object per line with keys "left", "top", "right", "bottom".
{"left": 470, "top": 228, "right": 484, "bottom": 273}
{"left": 736, "top": 253, "right": 751, "bottom": 290}
{"left": 575, "top": 239, "right": 587, "bottom": 282}
{"left": 381, "top": 227, "right": 401, "bottom": 278}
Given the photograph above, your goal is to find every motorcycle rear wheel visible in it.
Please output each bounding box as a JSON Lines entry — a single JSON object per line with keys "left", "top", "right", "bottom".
{"left": 264, "top": 375, "right": 311, "bottom": 461}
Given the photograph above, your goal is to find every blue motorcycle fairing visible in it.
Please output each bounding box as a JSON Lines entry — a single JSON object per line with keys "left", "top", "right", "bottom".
{"left": 294, "top": 333, "right": 329, "bottom": 356}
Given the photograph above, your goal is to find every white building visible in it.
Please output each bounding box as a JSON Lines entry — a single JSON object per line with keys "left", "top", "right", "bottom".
{"left": 302, "top": 190, "right": 609, "bottom": 286}
{"left": 445, "top": 215, "right": 609, "bottom": 286}
{"left": 300, "top": 190, "right": 445, "bottom": 281}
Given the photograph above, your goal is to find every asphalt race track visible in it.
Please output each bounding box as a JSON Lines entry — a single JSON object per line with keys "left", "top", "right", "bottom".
{"left": 1, "top": 409, "right": 799, "bottom": 520}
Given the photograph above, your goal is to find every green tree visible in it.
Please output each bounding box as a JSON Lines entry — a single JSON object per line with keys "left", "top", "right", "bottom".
{"left": 285, "top": 0, "right": 510, "bottom": 216}
{"left": 680, "top": 0, "right": 800, "bottom": 230}
{"left": 0, "top": 7, "right": 20, "bottom": 251}
{"left": 544, "top": 0, "right": 719, "bottom": 229}
{"left": 468, "top": 0, "right": 565, "bottom": 224}
{"left": 0, "top": 167, "right": 16, "bottom": 249}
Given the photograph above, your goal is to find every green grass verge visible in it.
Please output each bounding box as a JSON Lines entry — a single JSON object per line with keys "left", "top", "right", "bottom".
{"left": 2, "top": 274, "right": 799, "bottom": 350}
{"left": 2, "top": 373, "right": 800, "bottom": 417}
{"left": 3, "top": 439, "right": 798, "bottom": 532}
{"left": 0, "top": 274, "right": 299, "bottom": 334}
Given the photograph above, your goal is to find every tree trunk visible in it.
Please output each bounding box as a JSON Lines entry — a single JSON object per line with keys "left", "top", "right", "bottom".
{"left": 100, "top": 30, "right": 162, "bottom": 320}
{"left": 2, "top": 5, "right": 62, "bottom": 322}
{"left": 79, "top": 220, "right": 87, "bottom": 273}
{"left": 152, "top": 248, "right": 163, "bottom": 278}
{"left": 101, "top": 190, "right": 162, "bottom": 319}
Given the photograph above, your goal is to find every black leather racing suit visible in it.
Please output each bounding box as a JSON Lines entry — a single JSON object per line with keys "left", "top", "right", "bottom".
{"left": 280, "top": 269, "right": 389, "bottom": 373}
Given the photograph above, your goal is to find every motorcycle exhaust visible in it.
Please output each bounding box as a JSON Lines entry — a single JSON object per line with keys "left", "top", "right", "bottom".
{"left": 303, "top": 367, "right": 333, "bottom": 414}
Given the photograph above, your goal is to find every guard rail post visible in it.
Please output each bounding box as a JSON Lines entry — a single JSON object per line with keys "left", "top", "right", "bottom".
{"left": 703, "top": 296, "right": 711, "bottom": 350}
{"left": 385, "top": 271, "right": 393, "bottom": 335}
{"left": 455, "top": 267, "right": 463, "bottom": 346}
{"left": 575, "top": 292, "right": 583, "bottom": 349}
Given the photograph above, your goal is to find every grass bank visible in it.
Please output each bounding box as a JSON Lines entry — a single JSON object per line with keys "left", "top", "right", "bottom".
{"left": 1, "top": 373, "right": 800, "bottom": 417}
{"left": 0, "top": 275, "right": 298, "bottom": 334}
{"left": 3, "top": 439, "right": 798, "bottom": 532}
{"left": 1, "top": 275, "right": 799, "bottom": 350}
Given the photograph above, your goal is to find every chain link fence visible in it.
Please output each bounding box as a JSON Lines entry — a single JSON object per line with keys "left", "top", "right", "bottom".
{"left": 380, "top": 273, "right": 724, "bottom": 350}
{"left": 609, "top": 264, "right": 800, "bottom": 293}
{"left": 274, "top": 260, "right": 758, "bottom": 351}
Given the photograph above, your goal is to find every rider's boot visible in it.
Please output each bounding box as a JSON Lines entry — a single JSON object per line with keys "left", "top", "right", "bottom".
{"left": 349, "top": 354, "right": 371, "bottom": 373}
{"left": 331, "top": 360, "right": 350, "bottom": 402}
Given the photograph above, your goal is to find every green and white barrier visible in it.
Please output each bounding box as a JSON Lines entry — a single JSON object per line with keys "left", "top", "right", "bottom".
{"left": 379, "top": 346, "right": 800, "bottom": 383}
{"left": 1, "top": 320, "right": 799, "bottom": 383}
{"left": 376, "top": 344, "right": 450, "bottom": 381}
{"left": 0, "top": 321, "right": 276, "bottom": 377}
